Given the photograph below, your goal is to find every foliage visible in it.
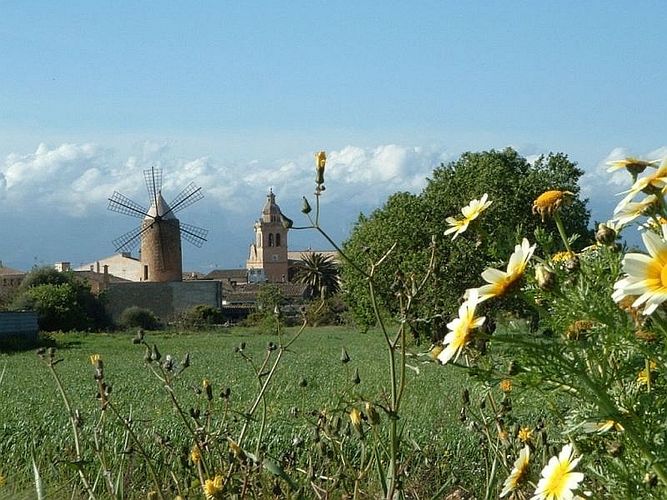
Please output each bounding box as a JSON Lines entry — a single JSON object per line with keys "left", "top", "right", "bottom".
{"left": 341, "top": 148, "right": 591, "bottom": 339}
{"left": 11, "top": 267, "right": 108, "bottom": 331}
{"left": 254, "top": 283, "right": 284, "bottom": 312}
{"left": 177, "top": 304, "right": 226, "bottom": 329}
{"left": 294, "top": 252, "right": 341, "bottom": 299}
{"left": 119, "top": 306, "right": 161, "bottom": 330}
{"left": 304, "top": 294, "right": 347, "bottom": 326}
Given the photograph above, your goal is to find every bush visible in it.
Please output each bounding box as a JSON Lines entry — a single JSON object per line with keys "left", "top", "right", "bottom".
{"left": 178, "top": 304, "right": 226, "bottom": 329}
{"left": 119, "top": 306, "right": 160, "bottom": 330}
{"left": 305, "top": 295, "right": 347, "bottom": 326}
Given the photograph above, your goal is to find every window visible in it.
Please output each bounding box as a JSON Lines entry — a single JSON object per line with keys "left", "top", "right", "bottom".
{"left": 276, "top": 233, "right": 281, "bottom": 246}
{"left": 272, "top": 255, "right": 278, "bottom": 261}
{"left": 268, "top": 234, "right": 274, "bottom": 247}
{"left": 143, "top": 265, "right": 149, "bottom": 281}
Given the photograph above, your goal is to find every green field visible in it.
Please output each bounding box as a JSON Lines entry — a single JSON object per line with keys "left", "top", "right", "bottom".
{"left": 0, "top": 326, "right": 544, "bottom": 498}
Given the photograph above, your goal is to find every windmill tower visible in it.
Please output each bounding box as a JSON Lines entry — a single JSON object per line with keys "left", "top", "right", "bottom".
{"left": 108, "top": 167, "right": 208, "bottom": 282}
{"left": 246, "top": 190, "right": 289, "bottom": 283}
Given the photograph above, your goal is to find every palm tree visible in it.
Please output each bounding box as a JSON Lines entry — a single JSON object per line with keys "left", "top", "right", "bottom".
{"left": 295, "top": 252, "right": 341, "bottom": 299}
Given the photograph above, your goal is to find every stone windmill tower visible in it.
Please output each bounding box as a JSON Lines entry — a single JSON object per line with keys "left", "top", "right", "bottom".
{"left": 246, "top": 190, "right": 289, "bottom": 283}
{"left": 108, "top": 167, "right": 208, "bottom": 282}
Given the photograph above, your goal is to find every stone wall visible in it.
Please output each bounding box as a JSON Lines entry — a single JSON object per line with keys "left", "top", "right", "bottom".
{"left": 104, "top": 280, "right": 222, "bottom": 322}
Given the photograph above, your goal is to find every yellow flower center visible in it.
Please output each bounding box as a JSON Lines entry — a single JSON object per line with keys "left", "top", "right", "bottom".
{"left": 534, "top": 190, "right": 565, "bottom": 209}
{"left": 661, "top": 264, "right": 667, "bottom": 288}
{"left": 543, "top": 461, "right": 572, "bottom": 496}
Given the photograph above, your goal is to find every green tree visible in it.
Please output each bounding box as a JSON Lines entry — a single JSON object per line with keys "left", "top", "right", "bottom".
{"left": 295, "top": 252, "right": 341, "bottom": 299}
{"left": 341, "top": 148, "right": 591, "bottom": 339}
{"left": 12, "top": 267, "right": 108, "bottom": 331}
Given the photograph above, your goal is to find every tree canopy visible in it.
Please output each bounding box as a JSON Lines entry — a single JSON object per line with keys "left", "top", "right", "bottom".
{"left": 341, "top": 148, "right": 591, "bottom": 339}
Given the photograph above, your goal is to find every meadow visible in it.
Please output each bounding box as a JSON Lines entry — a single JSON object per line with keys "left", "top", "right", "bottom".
{"left": 0, "top": 326, "right": 546, "bottom": 499}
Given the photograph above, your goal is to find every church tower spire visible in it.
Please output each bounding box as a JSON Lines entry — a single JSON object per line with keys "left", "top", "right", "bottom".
{"left": 246, "top": 190, "right": 289, "bottom": 283}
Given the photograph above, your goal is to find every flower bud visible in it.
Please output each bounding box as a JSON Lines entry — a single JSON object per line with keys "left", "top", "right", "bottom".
{"left": 340, "top": 347, "right": 351, "bottom": 364}
{"left": 365, "top": 402, "right": 380, "bottom": 426}
{"left": 596, "top": 223, "right": 617, "bottom": 245}
{"left": 151, "top": 344, "right": 161, "bottom": 362}
{"left": 315, "top": 151, "right": 326, "bottom": 185}
{"left": 299, "top": 377, "right": 308, "bottom": 388}
{"left": 301, "top": 197, "right": 312, "bottom": 214}
{"left": 349, "top": 407, "right": 362, "bottom": 434}
{"left": 181, "top": 352, "right": 191, "bottom": 369}
{"left": 203, "top": 379, "right": 213, "bottom": 401}
{"left": 535, "top": 264, "right": 556, "bottom": 290}
{"left": 352, "top": 368, "right": 361, "bottom": 385}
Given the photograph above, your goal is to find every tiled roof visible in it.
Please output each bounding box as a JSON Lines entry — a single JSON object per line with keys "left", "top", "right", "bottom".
{"left": 205, "top": 269, "right": 248, "bottom": 280}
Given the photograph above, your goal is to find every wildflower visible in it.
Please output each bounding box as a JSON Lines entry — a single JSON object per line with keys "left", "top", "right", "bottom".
{"left": 471, "top": 238, "right": 536, "bottom": 302}
{"left": 203, "top": 379, "right": 213, "bottom": 401}
{"left": 0, "top": 473, "right": 5, "bottom": 486}
{"left": 595, "top": 222, "right": 617, "bottom": 245}
{"left": 444, "top": 193, "right": 492, "bottom": 239}
{"left": 227, "top": 438, "right": 245, "bottom": 459}
{"left": 612, "top": 194, "right": 658, "bottom": 227}
{"left": 595, "top": 420, "right": 624, "bottom": 434}
{"left": 532, "top": 443, "right": 584, "bottom": 500}
{"left": 499, "top": 379, "right": 512, "bottom": 392}
{"left": 203, "top": 475, "right": 224, "bottom": 499}
{"left": 89, "top": 354, "right": 102, "bottom": 366}
{"left": 349, "top": 407, "right": 362, "bottom": 433}
{"left": 535, "top": 264, "right": 556, "bottom": 290}
{"left": 498, "top": 428, "right": 510, "bottom": 443}
{"left": 315, "top": 151, "right": 326, "bottom": 185}
{"left": 500, "top": 446, "right": 530, "bottom": 497}
{"left": 437, "top": 289, "right": 486, "bottom": 365}
{"left": 518, "top": 426, "right": 534, "bottom": 443}
{"left": 532, "top": 190, "right": 574, "bottom": 222}
{"left": 637, "top": 361, "right": 657, "bottom": 386}
{"left": 551, "top": 251, "right": 576, "bottom": 264}
{"left": 616, "top": 161, "right": 667, "bottom": 211}
{"left": 366, "top": 402, "right": 380, "bottom": 426}
{"left": 612, "top": 224, "right": 667, "bottom": 314}
{"left": 606, "top": 157, "right": 658, "bottom": 175}
{"left": 428, "top": 344, "right": 444, "bottom": 360}
{"left": 190, "top": 445, "right": 201, "bottom": 463}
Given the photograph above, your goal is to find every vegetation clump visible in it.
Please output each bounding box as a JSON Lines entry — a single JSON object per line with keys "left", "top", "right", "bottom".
{"left": 119, "top": 306, "right": 161, "bottom": 330}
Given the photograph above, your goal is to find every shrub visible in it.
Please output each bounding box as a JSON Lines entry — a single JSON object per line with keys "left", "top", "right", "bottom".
{"left": 179, "top": 304, "right": 226, "bottom": 329}
{"left": 119, "top": 306, "right": 160, "bottom": 330}
{"left": 305, "top": 295, "right": 347, "bottom": 326}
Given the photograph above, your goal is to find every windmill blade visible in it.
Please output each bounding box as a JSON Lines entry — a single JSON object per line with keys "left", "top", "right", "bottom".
{"left": 112, "top": 225, "right": 151, "bottom": 252}
{"left": 163, "top": 182, "right": 204, "bottom": 216}
{"left": 108, "top": 192, "right": 149, "bottom": 219}
{"left": 144, "top": 167, "right": 163, "bottom": 208}
{"left": 179, "top": 223, "right": 209, "bottom": 248}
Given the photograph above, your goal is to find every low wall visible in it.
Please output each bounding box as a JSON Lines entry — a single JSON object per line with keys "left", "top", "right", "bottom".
{"left": 0, "top": 311, "right": 39, "bottom": 344}
{"left": 104, "top": 280, "right": 222, "bottom": 322}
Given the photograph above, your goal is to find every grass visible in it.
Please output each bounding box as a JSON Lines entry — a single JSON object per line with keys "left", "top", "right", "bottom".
{"left": 0, "top": 326, "right": 546, "bottom": 498}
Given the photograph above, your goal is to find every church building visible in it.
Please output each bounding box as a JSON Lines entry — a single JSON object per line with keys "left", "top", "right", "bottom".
{"left": 246, "top": 190, "right": 289, "bottom": 283}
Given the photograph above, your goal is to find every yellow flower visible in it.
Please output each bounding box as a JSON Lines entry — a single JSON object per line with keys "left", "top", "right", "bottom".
{"left": 637, "top": 361, "right": 657, "bottom": 386}
{"left": 203, "top": 475, "right": 224, "bottom": 499}
{"left": 429, "top": 344, "right": 444, "bottom": 360}
{"left": 228, "top": 438, "right": 243, "bottom": 458}
{"left": 89, "top": 354, "right": 102, "bottom": 366}
{"left": 606, "top": 157, "right": 658, "bottom": 174}
{"left": 315, "top": 151, "right": 326, "bottom": 185}
{"left": 190, "top": 445, "right": 201, "bottom": 463}
{"left": 471, "top": 238, "right": 536, "bottom": 302}
{"left": 533, "top": 443, "right": 584, "bottom": 500}
{"left": 612, "top": 224, "right": 667, "bottom": 315}
{"left": 532, "top": 190, "right": 574, "bottom": 222}
{"left": 349, "top": 407, "right": 362, "bottom": 433}
{"left": 595, "top": 420, "right": 625, "bottom": 434}
{"left": 518, "top": 426, "right": 533, "bottom": 443}
{"left": 500, "top": 446, "right": 530, "bottom": 497}
{"left": 498, "top": 428, "right": 509, "bottom": 443}
{"left": 437, "top": 289, "right": 486, "bottom": 365}
{"left": 0, "top": 472, "right": 5, "bottom": 487}
{"left": 499, "top": 379, "right": 512, "bottom": 392}
{"left": 444, "top": 193, "right": 492, "bottom": 239}
{"left": 551, "top": 251, "right": 576, "bottom": 263}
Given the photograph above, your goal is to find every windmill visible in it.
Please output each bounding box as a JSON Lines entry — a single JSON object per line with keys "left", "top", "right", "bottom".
{"left": 107, "top": 167, "right": 208, "bottom": 282}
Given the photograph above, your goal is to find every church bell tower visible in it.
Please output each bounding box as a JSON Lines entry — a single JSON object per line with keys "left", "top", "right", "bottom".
{"left": 246, "top": 190, "right": 289, "bottom": 283}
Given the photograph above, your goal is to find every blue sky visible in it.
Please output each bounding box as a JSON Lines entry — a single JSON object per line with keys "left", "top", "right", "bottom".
{"left": 0, "top": 2, "right": 665, "bottom": 271}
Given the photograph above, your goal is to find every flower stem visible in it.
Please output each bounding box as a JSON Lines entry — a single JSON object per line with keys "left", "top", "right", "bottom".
{"left": 554, "top": 212, "right": 572, "bottom": 254}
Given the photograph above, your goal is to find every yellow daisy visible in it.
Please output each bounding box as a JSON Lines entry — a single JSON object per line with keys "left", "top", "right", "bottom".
{"left": 595, "top": 420, "right": 624, "bottom": 434}
{"left": 500, "top": 446, "right": 530, "bottom": 497}
{"left": 518, "top": 426, "right": 534, "bottom": 443}
{"left": 637, "top": 361, "right": 657, "bottom": 386}
{"left": 532, "top": 190, "right": 574, "bottom": 222}
{"left": 203, "top": 475, "right": 224, "bottom": 499}
{"left": 349, "top": 407, "right": 363, "bottom": 433}
{"left": 612, "top": 224, "right": 667, "bottom": 315}
{"left": 532, "top": 443, "right": 584, "bottom": 500}
{"left": 437, "top": 288, "right": 486, "bottom": 365}
{"left": 606, "top": 156, "right": 658, "bottom": 174}
{"left": 471, "top": 238, "right": 536, "bottom": 302}
{"left": 445, "top": 193, "right": 492, "bottom": 239}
